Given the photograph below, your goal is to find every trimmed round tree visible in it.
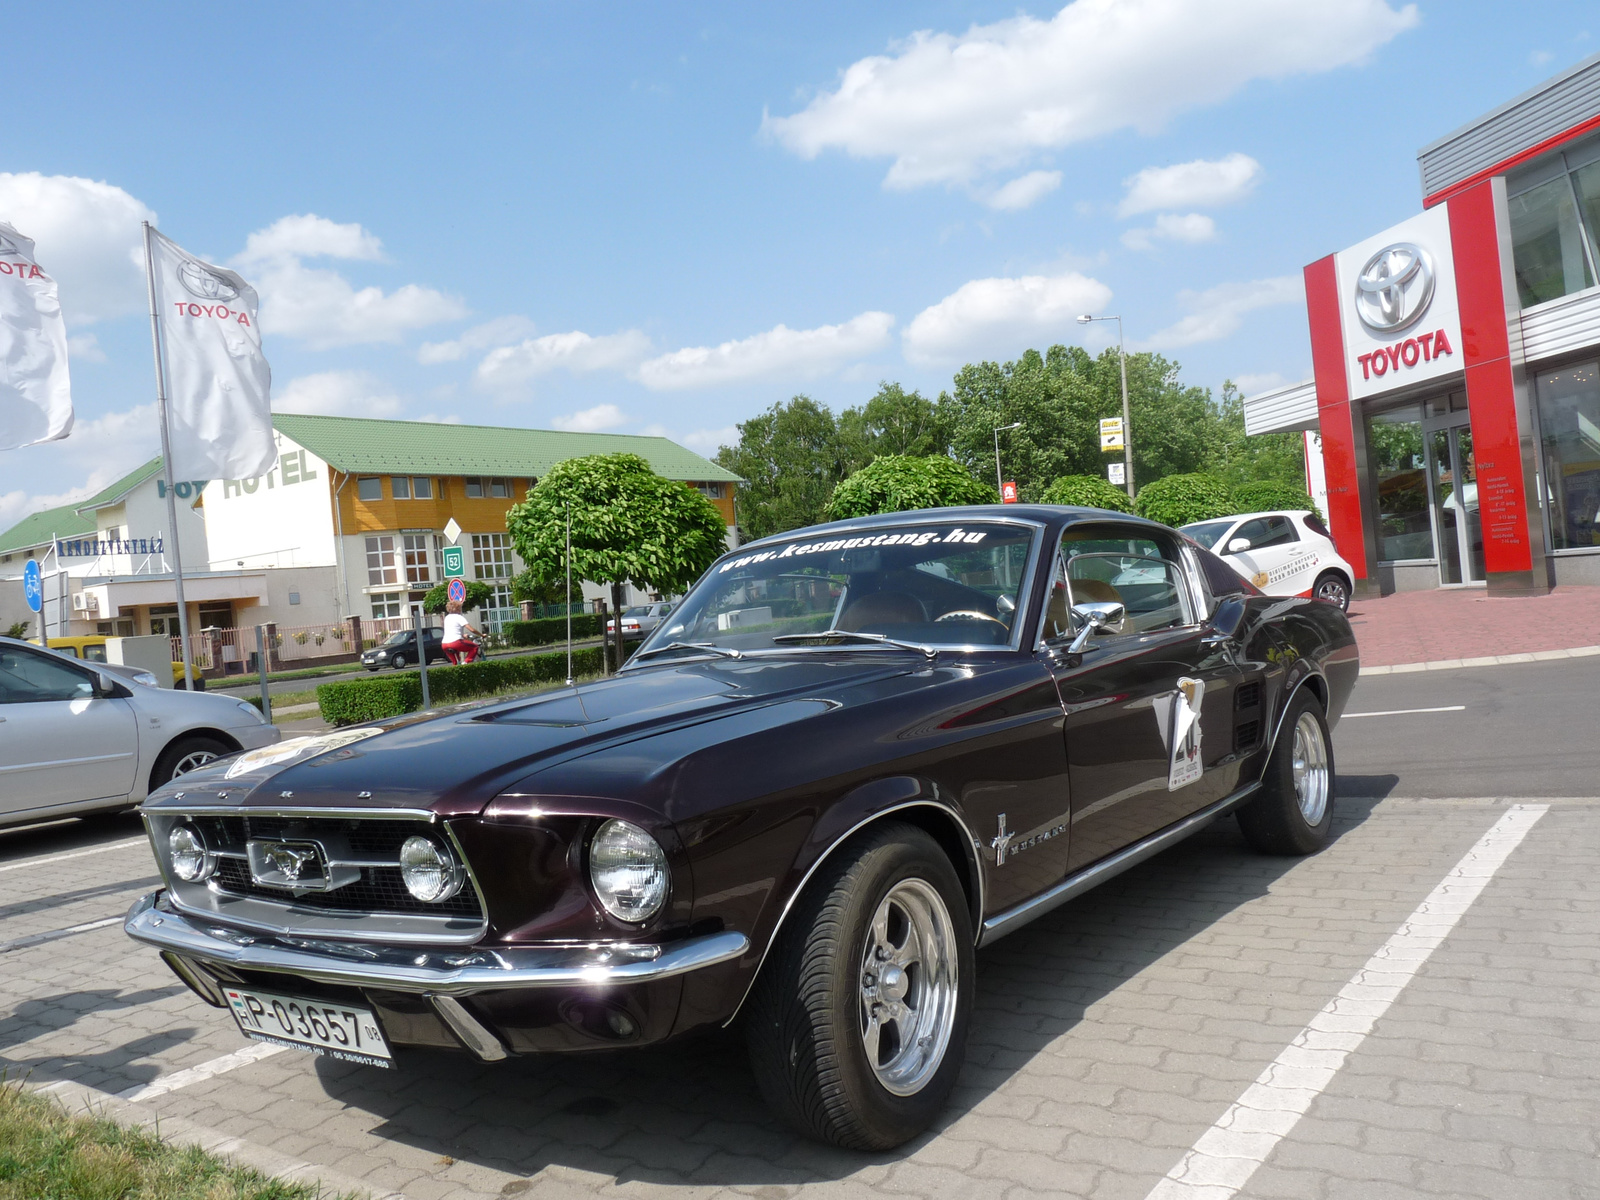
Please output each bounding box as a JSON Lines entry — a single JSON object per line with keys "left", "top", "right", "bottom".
{"left": 1231, "top": 480, "right": 1323, "bottom": 521}
{"left": 505, "top": 453, "right": 728, "bottom": 669}
{"left": 824, "top": 454, "right": 997, "bottom": 520}
{"left": 1039, "top": 474, "right": 1135, "bottom": 513}
{"left": 1132, "top": 473, "right": 1234, "bottom": 528}
{"left": 422, "top": 579, "right": 497, "bottom": 614}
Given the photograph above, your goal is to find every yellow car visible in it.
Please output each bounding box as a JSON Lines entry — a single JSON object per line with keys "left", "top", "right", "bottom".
{"left": 48, "top": 636, "right": 206, "bottom": 690}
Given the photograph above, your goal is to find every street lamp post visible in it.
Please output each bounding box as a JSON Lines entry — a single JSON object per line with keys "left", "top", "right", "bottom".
{"left": 1078, "top": 313, "right": 1134, "bottom": 499}
{"left": 993, "top": 422, "right": 1022, "bottom": 496}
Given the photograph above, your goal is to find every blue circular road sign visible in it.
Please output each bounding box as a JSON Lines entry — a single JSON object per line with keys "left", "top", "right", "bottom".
{"left": 22, "top": 559, "right": 43, "bottom": 613}
{"left": 447, "top": 578, "right": 467, "bottom": 605}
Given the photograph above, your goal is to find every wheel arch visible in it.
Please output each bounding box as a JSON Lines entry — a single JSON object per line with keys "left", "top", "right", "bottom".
{"left": 1266, "top": 669, "right": 1328, "bottom": 770}
{"left": 723, "top": 781, "right": 983, "bottom": 1027}
{"left": 147, "top": 727, "right": 243, "bottom": 794}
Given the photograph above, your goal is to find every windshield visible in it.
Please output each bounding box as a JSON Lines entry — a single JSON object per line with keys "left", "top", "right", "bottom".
{"left": 623, "top": 607, "right": 649, "bottom": 618}
{"left": 381, "top": 630, "right": 414, "bottom": 646}
{"left": 636, "top": 520, "right": 1038, "bottom": 656}
{"left": 1181, "top": 519, "right": 1235, "bottom": 550}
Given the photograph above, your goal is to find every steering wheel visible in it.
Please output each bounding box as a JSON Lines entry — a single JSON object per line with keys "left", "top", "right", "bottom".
{"left": 934, "top": 610, "right": 1010, "bottom": 629}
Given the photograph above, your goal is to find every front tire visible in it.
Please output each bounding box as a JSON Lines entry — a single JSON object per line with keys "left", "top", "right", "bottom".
{"left": 152, "top": 735, "right": 232, "bottom": 789}
{"left": 745, "top": 823, "right": 973, "bottom": 1150}
{"left": 1313, "top": 571, "right": 1350, "bottom": 611}
{"left": 1237, "top": 689, "right": 1334, "bottom": 855}
{"left": 390, "top": 653, "right": 407, "bottom": 670}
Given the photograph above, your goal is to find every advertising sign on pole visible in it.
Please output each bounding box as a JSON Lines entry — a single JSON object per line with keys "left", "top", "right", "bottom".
{"left": 447, "top": 578, "right": 467, "bottom": 605}
{"left": 1099, "top": 417, "right": 1125, "bottom": 451}
{"left": 1000, "top": 481, "right": 1019, "bottom": 504}
{"left": 1108, "top": 461, "right": 1126, "bottom": 486}
{"left": 442, "top": 546, "right": 466, "bottom": 579}
{"left": 23, "top": 559, "right": 42, "bottom": 613}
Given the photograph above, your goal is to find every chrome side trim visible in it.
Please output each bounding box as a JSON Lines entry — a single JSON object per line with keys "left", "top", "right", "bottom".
{"left": 976, "top": 783, "right": 1261, "bottom": 946}
{"left": 431, "top": 996, "right": 508, "bottom": 1061}
{"left": 124, "top": 890, "right": 748, "bottom": 995}
{"left": 721, "top": 796, "right": 984, "bottom": 1028}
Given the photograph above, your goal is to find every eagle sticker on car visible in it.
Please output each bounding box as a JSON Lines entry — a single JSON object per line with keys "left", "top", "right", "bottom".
{"left": 1155, "top": 676, "right": 1205, "bottom": 791}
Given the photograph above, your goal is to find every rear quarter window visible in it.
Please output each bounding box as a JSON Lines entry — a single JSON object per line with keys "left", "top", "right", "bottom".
{"left": 1303, "top": 513, "right": 1331, "bottom": 537}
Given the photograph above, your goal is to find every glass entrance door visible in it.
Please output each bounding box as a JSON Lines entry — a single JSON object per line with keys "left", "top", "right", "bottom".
{"left": 1428, "top": 421, "right": 1484, "bottom": 584}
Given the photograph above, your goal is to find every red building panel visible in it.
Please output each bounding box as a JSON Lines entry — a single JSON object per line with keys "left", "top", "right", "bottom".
{"left": 1304, "top": 254, "right": 1368, "bottom": 581}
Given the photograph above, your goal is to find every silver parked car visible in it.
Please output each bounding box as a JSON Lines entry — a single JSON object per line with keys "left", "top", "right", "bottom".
{"left": 605, "top": 600, "right": 676, "bottom": 641}
{"left": 0, "top": 636, "right": 281, "bottom": 828}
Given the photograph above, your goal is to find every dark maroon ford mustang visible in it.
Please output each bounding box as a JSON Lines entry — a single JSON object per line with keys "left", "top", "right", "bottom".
{"left": 127, "top": 505, "right": 1357, "bottom": 1149}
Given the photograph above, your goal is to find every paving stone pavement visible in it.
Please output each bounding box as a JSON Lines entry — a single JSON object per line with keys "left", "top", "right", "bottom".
{"left": 2, "top": 796, "right": 1596, "bottom": 1199}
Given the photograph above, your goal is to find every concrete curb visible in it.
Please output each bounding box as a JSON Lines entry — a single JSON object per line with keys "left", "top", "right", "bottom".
{"left": 1359, "top": 644, "right": 1600, "bottom": 675}
{"left": 32, "top": 1077, "right": 407, "bottom": 1200}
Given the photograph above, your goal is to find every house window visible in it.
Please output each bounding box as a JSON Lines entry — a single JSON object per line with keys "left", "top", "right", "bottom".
{"left": 391, "top": 476, "right": 411, "bottom": 499}
{"left": 357, "top": 477, "right": 383, "bottom": 502}
{"left": 490, "top": 478, "right": 510, "bottom": 498}
{"left": 403, "top": 534, "right": 438, "bottom": 585}
{"left": 371, "top": 592, "right": 403, "bottom": 620}
{"left": 691, "top": 482, "right": 725, "bottom": 500}
{"left": 365, "top": 535, "right": 398, "bottom": 586}
{"left": 472, "top": 532, "right": 514, "bottom": 580}
{"left": 411, "top": 477, "right": 433, "bottom": 499}
{"left": 464, "top": 477, "right": 484, "bottom": 498}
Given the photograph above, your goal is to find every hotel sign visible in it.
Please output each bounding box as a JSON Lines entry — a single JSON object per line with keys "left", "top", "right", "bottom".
{"left": 56, "top": 535, "right": 164, "bottom": 557}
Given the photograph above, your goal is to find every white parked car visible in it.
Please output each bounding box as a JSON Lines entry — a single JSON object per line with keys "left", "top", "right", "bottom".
{"left": 1181, "top": 510, "right": 1356, "bottom": 611}
{"left": 0, "top": 636, "right": 281, "bottom": 828}
{"left": 606, "top": 600, "right": 676, "bottom": 641}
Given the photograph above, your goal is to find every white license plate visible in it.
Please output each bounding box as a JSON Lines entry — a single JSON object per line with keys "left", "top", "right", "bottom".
{"left": 224, "top": 985, "right": 393, "bottom": 1068}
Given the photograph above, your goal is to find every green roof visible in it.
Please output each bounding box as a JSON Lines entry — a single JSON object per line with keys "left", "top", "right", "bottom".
{"left": 271, "top": 413, "right": 742, "bottom": 484}
{"left": 75, "top": 456, "right": 165, "bottom": 514}
{"left": 0, "top": 502, "right": 95, "bottom": 555}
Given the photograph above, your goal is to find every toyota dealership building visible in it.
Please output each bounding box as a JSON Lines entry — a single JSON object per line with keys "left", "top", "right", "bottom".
{"left": 1245, "top": 52, "right": 1600, "bottom": 598}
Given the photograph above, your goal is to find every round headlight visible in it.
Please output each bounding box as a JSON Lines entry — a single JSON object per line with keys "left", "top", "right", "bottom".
{"left": 398, "top": 836, "right": 462, "bottom": 903}
{"left": 168, "top": 825, "right": 213, "bottom": 882}
{"left": 589, "top": 819, "right": 668, "bottom": 923}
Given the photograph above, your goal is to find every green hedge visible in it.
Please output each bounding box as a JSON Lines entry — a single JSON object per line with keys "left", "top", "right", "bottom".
{"left": 1133, "top": 473, "right": 1235, "bottom": 527}
{"left": 1039, "top": 474, "right": 1135, "bottom": 513}
{"left": 1230, "top": 480, "right": 1323, "bottom": 522}
{"left": 504, "top": 613, "right": 602, "bottom": 646}
{"left": 317, "top": 646, "right": 610, "bottom": 726}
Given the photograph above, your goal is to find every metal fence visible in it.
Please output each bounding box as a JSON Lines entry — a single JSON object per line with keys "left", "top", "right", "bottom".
{"left": 273, "top": 621, "right": 361, "bottom": 662}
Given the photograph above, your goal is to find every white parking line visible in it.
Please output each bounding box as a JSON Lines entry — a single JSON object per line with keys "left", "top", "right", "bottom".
{"left": 117, "top": 1041, "right": 288, "bottom": 1102}
{"left": 0, "top": 915, "right": 124, "bottom": 954}
{"left": 0, "top": 837, "right": 147, "bottom": 875}
{"left": 1145, "top": 803, "right": 1548, "bottom": 1200}
{"left": 1342, "top": 705, "right": 1466, "bottom": 718}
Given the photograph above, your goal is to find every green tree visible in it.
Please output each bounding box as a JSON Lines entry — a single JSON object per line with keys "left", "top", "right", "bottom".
{"left": 1231, "top": 480, "right": 1322, "bottom": 521}
{"left": 825, "top": 455, "right": 997, "bottom": 520}
{"left": 1038, "top": 474, "right": 1135, "bottom": 513}
{"left": 421, "top": 579, "right": 497, "bottom": 614}
{"left": 505, "top": 453, "right": 727, "bottom": 669}
{"left": 1132, "top": 473, "right": 1235, "bottom": 527}
{"left": 1208, "top": 382, "right": 1309, "bottom": 490}
{"left": 714, "top": 396, "right": 847, "bottom": 540}
{"left": 4, "top": 620, "right": 29, "bottom": 640}
{"left": 510, "top": 569, "right": 583, "bottom": 607}
{"left": 837, "top": 382, "right": 948, "bottom": 469}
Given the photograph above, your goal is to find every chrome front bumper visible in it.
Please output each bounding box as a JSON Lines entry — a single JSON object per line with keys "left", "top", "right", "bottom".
{"left": 124, "top": 890, "right": 749, "bottom": 997}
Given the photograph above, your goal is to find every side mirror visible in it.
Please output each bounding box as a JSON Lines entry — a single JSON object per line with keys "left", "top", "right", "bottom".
{"left": 95, "top": 671, "right": 133, "bottom": 699}
{"left": 1227, "top": 536, "right": 1251, "bottom": 554}
{"left": 1066, "top": 600, "right": 1126, "bottom": 653}
{"left": 1203, "top": 595, "right": 1248, "bottom": 646}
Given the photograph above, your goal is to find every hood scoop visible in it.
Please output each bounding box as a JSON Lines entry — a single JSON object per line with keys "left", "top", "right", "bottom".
{"left": 482, "top": 690, "right": 605, "bottom": 728}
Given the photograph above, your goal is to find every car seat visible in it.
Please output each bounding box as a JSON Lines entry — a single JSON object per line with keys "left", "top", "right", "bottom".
{"left": 837, "top": 591, "right": 927, "bottom": 631}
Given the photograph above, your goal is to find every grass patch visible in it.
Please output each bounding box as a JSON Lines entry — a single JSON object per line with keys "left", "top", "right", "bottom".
{"left": 0, "top": 1080, "right": 353, "bottom": 1199}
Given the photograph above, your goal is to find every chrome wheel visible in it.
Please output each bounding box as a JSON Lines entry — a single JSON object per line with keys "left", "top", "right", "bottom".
{"left": 858, "top": 878, "right": 959, "bottom": 1096}
{"left": 1315, "top": 574, "right": 1349, "bottom": 610}
{"left": 171, "top": 749, "right": 218, "bottom": 776}
{"left": 1291, "top": 711, "right": 1330, "bottom": 825}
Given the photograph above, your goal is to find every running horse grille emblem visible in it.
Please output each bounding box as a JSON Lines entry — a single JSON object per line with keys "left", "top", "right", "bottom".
{"left": 267, "top": 844, "right": 317, "bottom": 881}
{"left": 246, "top": 839, "right": 332, "bottom": 891}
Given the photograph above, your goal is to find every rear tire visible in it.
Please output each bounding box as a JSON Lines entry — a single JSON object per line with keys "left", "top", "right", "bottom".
{"left": 152, "top": 735, "right": 232, "bottom": 790}
{"left": 1312, "top": 571, "right": 1350, "bottom": 611}
{"left": 1238, "top": 689, "right": 1334, "bottom": 855}
{"left": 745, "top": 822, "right": 973, "bottom": 1150}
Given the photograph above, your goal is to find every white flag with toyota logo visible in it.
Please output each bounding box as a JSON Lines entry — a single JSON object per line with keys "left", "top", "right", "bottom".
{"left": 0, "top": 221, "right": 73, "bottom": 451}
{"left": 148, "top": 228, "right": 275, "bottom": 479}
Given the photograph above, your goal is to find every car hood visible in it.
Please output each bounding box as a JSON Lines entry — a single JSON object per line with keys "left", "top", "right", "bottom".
{"left": 143, "top": 656, "right": 916, "bottom": 817}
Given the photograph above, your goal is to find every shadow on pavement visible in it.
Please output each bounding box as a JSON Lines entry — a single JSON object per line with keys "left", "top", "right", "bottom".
{"left": 313, "top": 800, "right": 1382, "bottom": 1188}
{"left": 0, "top": 812, "right": 145, "bottom": 865}
{"left": 0, "top": 987, "right": 193, "bottom": 1092}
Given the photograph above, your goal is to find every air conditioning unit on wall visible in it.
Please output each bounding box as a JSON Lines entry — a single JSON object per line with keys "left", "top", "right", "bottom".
{"left": 71, "top": 593, "right": 99, "bottom": 613}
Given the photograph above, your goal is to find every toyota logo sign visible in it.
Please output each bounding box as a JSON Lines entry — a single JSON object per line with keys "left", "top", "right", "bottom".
{"left": 178, "top": 257, "right": 240, "bottom": 302}
{"left": 1353, "top": 242, "right": 1435, "bottom": 334}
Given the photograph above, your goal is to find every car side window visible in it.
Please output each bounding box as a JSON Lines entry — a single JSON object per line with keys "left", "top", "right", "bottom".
{"left": 1303, "top": 512, "right": 1331, "bottom": 537}
{"left": 0, "top": 646, "right": 98, "bottom": 704}
{"left": 1057, "top": 524, "right": 1194, "bottom": 635}
{"left": 1234, "top": 516, "right": 1298, "bottom": 550}
{"left": 83, "top": 644, "right": 108, "bottom": 663}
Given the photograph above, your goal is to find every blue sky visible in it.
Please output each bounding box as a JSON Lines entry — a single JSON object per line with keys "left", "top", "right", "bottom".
{"left": 3, "top": 1, "right": 1596, "bottom": 529}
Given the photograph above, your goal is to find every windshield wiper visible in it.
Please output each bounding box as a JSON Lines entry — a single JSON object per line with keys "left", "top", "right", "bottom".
{"left": 630, "top": 641, "right": 744, "bottom": 662}
{"left": 771, "top": 629, "right": 938, "bottom": 660}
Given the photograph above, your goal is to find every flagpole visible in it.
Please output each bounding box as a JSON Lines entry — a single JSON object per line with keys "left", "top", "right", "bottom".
{"left": 143, "top": 222, "right": 197, "bottom": 691}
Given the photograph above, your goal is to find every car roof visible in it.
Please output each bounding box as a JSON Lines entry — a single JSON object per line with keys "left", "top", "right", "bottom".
{"left": 732, "top": 504, "right": 1175, "bottom": 554}
{"left": 1182, "top": 510, "right": 1314, "bottom": 528}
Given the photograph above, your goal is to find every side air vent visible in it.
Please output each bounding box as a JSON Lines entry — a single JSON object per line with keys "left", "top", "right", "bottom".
{"left": 1235, "top": 681, "right": 1261, "bottom": 712}
{"left": 1234, "top": 720, "right": 1261, "bottom": 752}
{"left": 1233, "top": 679, "right": 1263, "bottom": 752}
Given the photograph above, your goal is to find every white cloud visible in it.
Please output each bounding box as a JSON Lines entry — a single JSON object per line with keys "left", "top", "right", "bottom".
{"left": 1140, "top": 275, "right": 1302, "bottom": 348}
{"left": 636, "top": 312, "right": 894, "bottom": 391}
{"left": 903, "top": 271, "right": 1111, "bottom": 364}
{"left": 764, "top": 0, "right": 1416, "bottom": 191}
{"left": 0, "top": 403, "right": 160, "bottom": 532}
{"left": 272, "top": 370, "right": 403, "bottom": 418}
{"left": 66, "top": 332, "right": 106, "bottom": 363}
{"left": 1118, "top": 153, "right": 1262, "bottom": 217}
{"left": 474, "top": 330, "right": 651, "bottom": 393}
{"left": 0, "top": 173, "right": 155, "bottom": 324}
{"left": 415, "top": 412, "right": 464, "bottom": 425}
{"left": 982, "top": 170, "right": 1062, "bottom": 211}
{"left": 1232, "top": 371, "right": 1294, "bottom": 396}
{"left": 232, "top": 214, "right": 467, "bottom": 349}
{"left": 639, "top": 423, "right": 740, "bottom": 456}
{"left": 1121, "top": 212, "right": 1218, "bottom": 251}
{"left": 418, "top": 316, "right": 540, "bottom": 364}
{"left": 551, "top": 403, "right": 628, "bottom": 432}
